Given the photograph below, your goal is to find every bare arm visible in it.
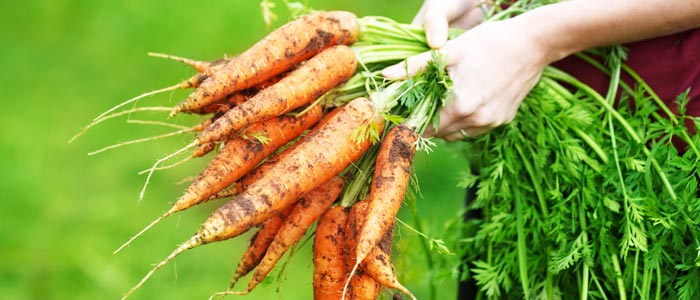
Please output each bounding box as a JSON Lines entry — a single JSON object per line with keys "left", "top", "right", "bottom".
{"left": 530, "top": 0, "right": 700, "bottom": 63}
{"left": 384, "top": 0, "right": 700, "bottom": 140}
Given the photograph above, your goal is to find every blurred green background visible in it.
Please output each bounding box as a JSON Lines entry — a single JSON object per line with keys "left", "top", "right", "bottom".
{"left": 0, "top": 1, "right": 469, "bottom": 299}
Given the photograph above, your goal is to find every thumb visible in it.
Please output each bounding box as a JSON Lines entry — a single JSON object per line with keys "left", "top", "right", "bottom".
{"left": 381, "top": 51, "right": 436, "bottom": 79}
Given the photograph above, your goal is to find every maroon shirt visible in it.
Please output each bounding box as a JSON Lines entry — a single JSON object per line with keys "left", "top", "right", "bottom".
{"left": 554, "top": 29, "right": 700, "bottom": 119}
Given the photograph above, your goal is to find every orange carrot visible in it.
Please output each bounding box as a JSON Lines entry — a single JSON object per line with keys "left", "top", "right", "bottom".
{"left": 353, "top": 125, "right": 418, "bottom": 270}
{"left": 363, "top": 225, "right": 416, "bottom": 300}
{"left": 172, "top": 11, "right": 359, "bottom": 116}
{"left": 237, "top": 176, "right": 345, "bottom": 294}
{"left": 119, "top": 97, "right": 380, "bottom": 300}
{"left": 178, "top": 105, "right": 323, "bottom": 211}
{"left": 313, "top": 206, "right": 349, "bottom": 300}
{"left": 186, "top": 89, "right": 253, "bottom": 115}
{"left": 113, "top": 106, "right": 321, "bottom": 254}
{"left": 229, "top": 203, "right": 296, "bottom": 289}
{"left": 196, "top": 44, "right": 357, "bottom": 144}
{"left": 344, "top": 200, "right": 381, "bottom": 300}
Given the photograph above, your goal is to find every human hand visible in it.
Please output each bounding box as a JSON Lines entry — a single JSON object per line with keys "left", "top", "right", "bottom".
{"left": 412, "top": 0, "right": 487, "bottom": 48}
{"left": 383, "top": 18, "right": 551, "bottom": 140}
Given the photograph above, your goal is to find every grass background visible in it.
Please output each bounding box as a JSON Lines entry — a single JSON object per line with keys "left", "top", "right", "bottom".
{"left": 0, "top": 1, "right": 469, "bottom": 299}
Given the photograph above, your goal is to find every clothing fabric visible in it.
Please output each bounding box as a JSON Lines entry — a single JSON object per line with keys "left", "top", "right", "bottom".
{"left": 554, "top": 28, "right": 700, "bottom": 118}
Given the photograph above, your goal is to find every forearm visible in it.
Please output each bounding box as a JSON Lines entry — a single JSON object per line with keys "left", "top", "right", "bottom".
{"left": 515, "top": 0, "right": 700, "bottom": 64}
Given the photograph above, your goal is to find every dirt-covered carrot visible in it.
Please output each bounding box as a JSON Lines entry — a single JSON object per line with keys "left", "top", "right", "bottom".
{"left": 113, "top": 106, "right": 322, "bottom": 254}
{"left": 363, "top": 225, "right": 415, "bottom": 300}
{"left": 344, "top": 200, "right": 381, "bottom": 300}
{"left": 196, "top": 44, "right": 357, "bottom": 144}
{"left": 353, "top": 124, "right": 418, "bottom": 270}
{"left": 187, "top": 89, "right": 253, "bottom": 115}
{"left": 171, "top": 11, "right": 359, "bottom": 116}
{"left": 313, "top": 206, "right": 349, "bottom": 300}
{"left": 237, "top": 176, "right": 344, "bottom": 294}
{"left": 229, "top": 204, "right": 296, "bottom": 289}
{"left": 119, "top": 97, "right": 380, "bottom": 300}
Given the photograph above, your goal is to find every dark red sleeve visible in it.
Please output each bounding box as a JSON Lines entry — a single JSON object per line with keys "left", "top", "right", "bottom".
{"left": 553, "top": 28, "right": 700, "bottom": 119}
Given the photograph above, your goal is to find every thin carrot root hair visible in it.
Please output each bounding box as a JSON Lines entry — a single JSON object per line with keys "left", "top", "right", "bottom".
{"left": 126, "top": 119, "right": 191, "bottom": 130}
{"left": 88, "top": 128, "right": 194, "bottom": 156}
{"left": 69, "top": 106, "right": 172, "bottom": 143}
{"left": 120, "top": 235, "right": 202, "bottom": 300}
{"left": 93, "top": 76, "right": 203, "bottom": 122}
{"left": 147, "top": 52, "right": 214, "bottom": 72}
{"left": 137, "top": 155, "right": 193, "bottom": 174}
{"left": 138, "top": 142, "right": 196, "bottom": 203}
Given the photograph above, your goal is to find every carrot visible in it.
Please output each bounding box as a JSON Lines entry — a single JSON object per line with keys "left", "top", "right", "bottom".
{"left": 238, "top": 176, "right": 345, "bottom": 294}
{"left": 196, "top": 44, "right": 357, "bottom": 144}
{"left": 353, "top": 124, "right": 418, "bottom": 270}
{"left": 363, "top": 225, "right": 416, "bottom": 300}
{"left": 113, "top": 105, "right": 322, "bottom": 254}
{"left": 186, "top": 89, "right": 253, "bottom": 115}
{"left": 171, "top": 11, "right": 359, "bottom": 116}
{"left": 119, "top": 97, "right": 379, "bottom": 300}
{"left": 344, "top": 200, "right": 381, "bottom": 300}
{"left": 313, "top": 206, "right": 349, "bottom": 300}
{"left": 229, "top": 203, "right": 296, "bottom": 289}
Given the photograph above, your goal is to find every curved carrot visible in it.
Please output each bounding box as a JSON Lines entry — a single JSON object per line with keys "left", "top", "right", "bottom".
{"left": 313, "top": 206, "right": 349, "bottom": 300}
{"left": 344, "top": 201, "right": 381, "bottom": 300}
{"left": 354, "top": 125, "right": 418, "bottom": 268}
{"left": 240, "top": 176, "right": 345, "bottom": 293}
{"left": 363, "top": 225, "right": 416, "bottom": 300}
{"left": 173, "top": 11, "right": 359, "bottom": 115}
{"left": 119, "top": 97, "right": 380, "bottom": 300}
{"left": 196, "top": 44, "right": 357, "bottom": 144}
{"left": 229, "top": 203, "right": 296, "bottom": 289}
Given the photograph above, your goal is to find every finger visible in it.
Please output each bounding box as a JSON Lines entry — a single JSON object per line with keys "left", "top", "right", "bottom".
{"left": 411, "top": 2, "right": 429, "bottom": 26}
{"left": 450, "top": 7, "right": 485, "bottom": 30}
{"left": 423, "top": 4, "right": 449, "bottom": 48}
{"left": 381, "top": 51, "right": 436, "bottom": 79}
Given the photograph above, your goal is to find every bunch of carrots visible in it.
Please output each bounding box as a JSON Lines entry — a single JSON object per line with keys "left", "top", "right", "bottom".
{"left": 73, "top": 9, "right": 451, "bottom": 300}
